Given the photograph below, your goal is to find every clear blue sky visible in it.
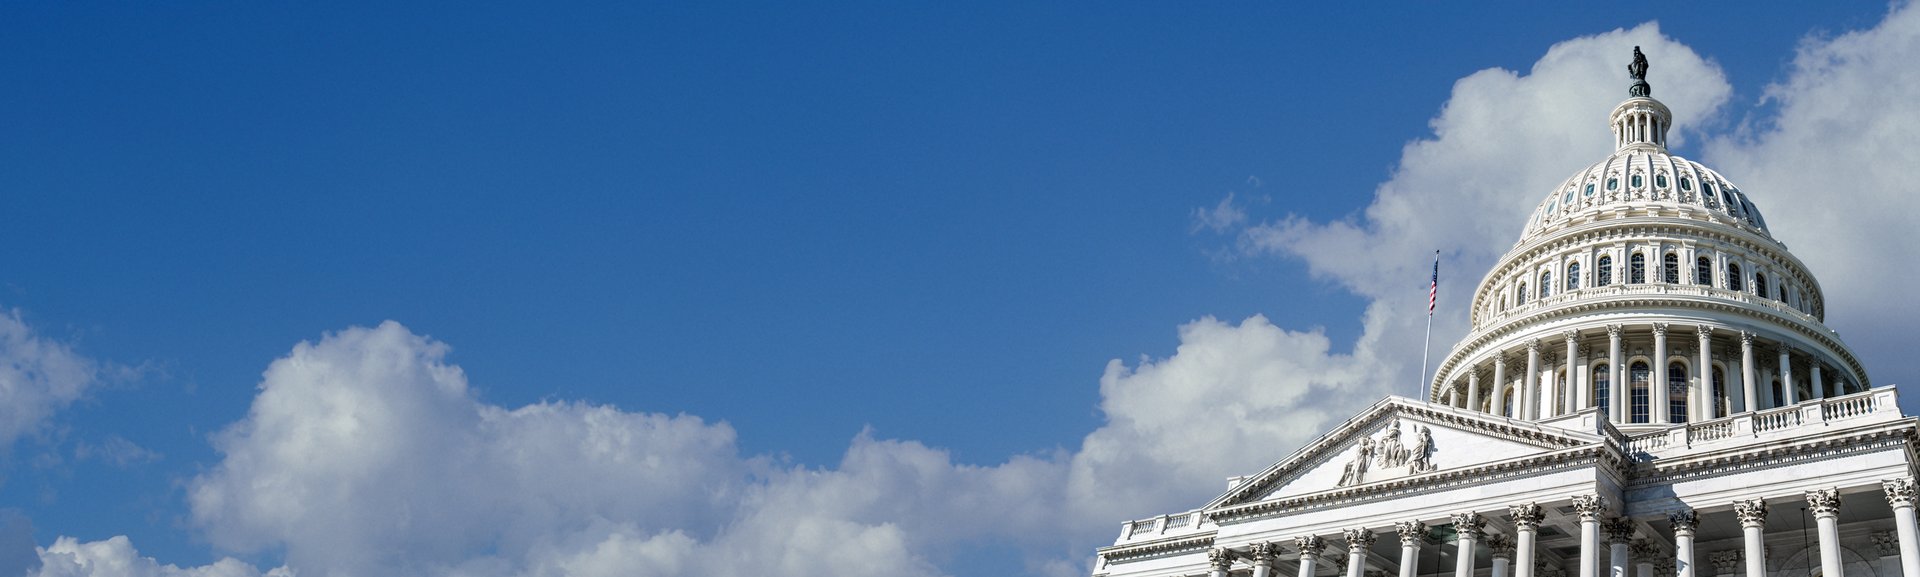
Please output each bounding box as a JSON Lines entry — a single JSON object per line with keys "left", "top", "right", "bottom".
{"left": 0, "top": 2, "right": 1902, "bottom": 575}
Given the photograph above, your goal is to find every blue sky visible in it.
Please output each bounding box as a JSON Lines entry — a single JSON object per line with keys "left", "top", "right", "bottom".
{"left": 4, "top": 3, "right": 1919, "bottom": 576}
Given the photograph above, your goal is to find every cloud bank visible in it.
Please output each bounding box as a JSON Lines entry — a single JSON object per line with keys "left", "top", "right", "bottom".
{"left": 34, "top": 6, "right": 1920, "bottom": 576}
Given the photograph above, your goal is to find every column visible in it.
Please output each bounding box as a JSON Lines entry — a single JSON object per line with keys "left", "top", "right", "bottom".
{"left": 1811, "top": 362, "right": 1826, "bottom": 400}
{"left": 1525, "top": 340, "right": 1541, "bottom": 420}
{"left": 1734, "top": 499, "right": 1767, "bottom": 577}
{"left": 1250, "top": 542, "right": 1277, "bottom": 577}
{"left": 1875, "top": 531, "right": 1902, "bottom": 577}
{"left": 1346, "top": 528, "right": 1376, "bottom": 577}
{"left": 1490, "top": 534, "right": 1515, "bottom": 577}
{"left": 1669, "top": 510, "right": 1696, "bottom": 577}
{"left": 1779, "top": 345, "right": 1796, "bottom": 405}
{"left": 1696, "top": 327, "right": 1714, "bottom": 420}
{"left": 1573, "top": 496, "right": 1607, "bottom": 577}
{"left": 1604, "top": 518, "right": 1633, "bottom": 577}
{"left": 1397, "top": 522, "right": 1426, "bottom": 577}
{"left": 1445, "top": 386, "right": 1458, "bottom": 407}
{"left": 1297, "top": 536, "right": 1327, "bottom": 577}
{"left": 1740, "top": 332, "right": 1758, "bottom": 411}
{"left": 1807, "top": 489, "right": 1843, "bottom": 577}
{"left": 1567, "top": 331, "right": 1581, "bottom": 412}
{"left": 1493, "top": 358, "right": 1509, "bottom": 418}
{"left": 1468, "top": 370, "right": 1482, "bottom": 414}
{"left": 1630, "top": 541, "right": 1656, "bottom": 577}
{"left": 1609, "top": 325, "right": 1625, "bottom": 422}
{"left": 1454, "top": 513, "right": 1485, "bottom": 577}
{"left": 1512, "top": 503, "right": 1544, "bottom": 577}
{"left": 1652, "top": 324, "right": 1669, "bottom": 424}
{"left": 1208, "top": 547, "right": 1233, "bottom": 577}
{"left": 1884, "top": 477, "right": 1920, "bottom": 577}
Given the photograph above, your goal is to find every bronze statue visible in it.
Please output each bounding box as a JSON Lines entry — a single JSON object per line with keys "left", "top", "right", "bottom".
{"left": 1627, "top": 46, "right": 1652, "bottom": 98}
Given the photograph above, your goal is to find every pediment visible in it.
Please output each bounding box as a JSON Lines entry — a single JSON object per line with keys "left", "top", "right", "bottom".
{"left": 1207, "top": 396, "right": 1606, "bottom": 510}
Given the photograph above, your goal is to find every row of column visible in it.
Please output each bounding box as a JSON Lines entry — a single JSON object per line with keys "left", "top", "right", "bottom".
{"left": 1441, "top": 324, "right": 1845, "bottom": 424}
{"left": 1208, "top": 478, "right": 1920, "bottom": 577}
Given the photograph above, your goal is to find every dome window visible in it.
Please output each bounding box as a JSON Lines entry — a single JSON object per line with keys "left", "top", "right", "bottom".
{"left": 1585, "top": 183, "right": 1596, "bottom": 196}
{"left": 1562, "top": 190, "right": 1575, "bottom": 204}
{"left": 1655, "top": 175, "right": 1668, "bottom": 188}
{"left": 1668, "top": 362, "right": 1689, "bottom": 424}
{"left": 1567, "top": 262, "right": 1581, "bottom": 290}
{"left": 1680, "top": 178, "right": 1693, "bottom": 191}
{"left": 1629, "top": 253, "right": 1646, "bottom": 284}
{"left": 1722, "top": 191, "right": 1738, "bottom": 212}
{"left": 1518, "top": 282, "right": 1528, "bottom": 304}
{"left": 1631, "top": 174, "right": 1644, "bottom": 188}
{"left": 1755, "top": 273, "right": 1769, "bottom": 299}
{"left": 1598, "top": 256, "right": 1613, "bottom": 286}
{"left": 1539, "top": 272, "right": 1551, "bottom": 298}
{"left": 1696, "top": 256, "right": 1713, "bottom": 286}
{"left": 1630, "top": 361, "right": 1651, "bottom": 423}
{"left": 1592, "top": 363, "right": 1611, "bottom": 416}
{"left": 1607, "top": 178, "right": 1619, "bottom": 191}
{"left": 1662, "top": 253, "right": 1680, "bottom": 283}
{"left": 1728, "top": 263, "right": 1744, "bottom": 292}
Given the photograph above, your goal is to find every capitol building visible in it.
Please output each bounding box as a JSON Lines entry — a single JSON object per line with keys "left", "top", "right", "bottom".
{"left": 1094, "top": 50, "right": 1918, "bottom": 577}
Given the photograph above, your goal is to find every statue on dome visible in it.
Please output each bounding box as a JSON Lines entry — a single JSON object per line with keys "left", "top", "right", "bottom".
{"left": 1628, "top": 47, "right": 1652, "bottom": 97}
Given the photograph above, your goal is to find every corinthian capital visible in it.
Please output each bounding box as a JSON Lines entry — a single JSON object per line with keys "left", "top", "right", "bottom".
{"left": 1740, "top": 331, "right": 1755, "bottom": 346}
{"left": 1886, "top": 477, "right": 1918, "bottom": 509}
{"left": 1509, "top": 502, "right": 1544, "bottom": 529}
{"left": 1565, "top": 330, "right": 1580, "bottom": 344}
{"left": 1697, "top": 325, "right": 1714, "bottom": 338}
{"left": 1733, "top": 499, "right": 1768, "bottom": 528}
{"left": 1396, "top": 521, "right": 1427, "bottom": 547}
{"left": 1806, "top": 488, "right": 1841, "bottom": 519}
{"left": 1344, "top": 528, "right": 1376, "bottom": 551}
{"left": 1602, "top": 518, "right": 1635, "bottom": 544}
{"left": 1486, "top": 533, "right": 1515, "bottom": 560}
{"left": 1208, "top": 547, "right": 1234, "bottom": 570}
{"left": 1451, "top": 512, "right": 1486, "bottom": 535}
{"left": 1296, "top": 534, "right": 1327, "bottom": 555}
{"left": 1249, "top": 541, "right": 1276, "bottom": 565}
{"left": 1571, "top": 494, "right": 1608, "bottom": 521}
{"left": 1607, "top": 324, "right": 1624, "bottom": 338}
{"left": 1652, "top": 323, "right": 1669, "bottom": 337}
{"left": 1669, "top": 510, "right": 1698, "bottom": 536}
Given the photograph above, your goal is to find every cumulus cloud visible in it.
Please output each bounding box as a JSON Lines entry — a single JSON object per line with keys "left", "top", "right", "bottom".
{"left": 1703, "top": 1, "right": 1920, "bottom": 388}
{"left": 33, "top": 536, "right": 288, "bottom": 577}
{"left": 0, "top": 309, "right": 103, "bottom": 449}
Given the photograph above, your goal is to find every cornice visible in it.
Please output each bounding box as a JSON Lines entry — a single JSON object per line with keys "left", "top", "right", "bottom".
{"left": 1629, "top": 421, "right": 1919, "bottom": 487}
{"left": 1207, "top": 446, "right": 1620, "bottom": 524}
{"left": 1097, "top": 533, "right": 1217, "bottom": 563}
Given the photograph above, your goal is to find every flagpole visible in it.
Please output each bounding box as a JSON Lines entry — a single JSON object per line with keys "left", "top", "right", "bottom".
{"left": 1420, "top": 250, "right": 1438, "bottom": 403}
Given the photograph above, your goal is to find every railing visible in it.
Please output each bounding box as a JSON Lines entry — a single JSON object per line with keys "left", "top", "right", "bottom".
{"left": 1622, "top": 387, "right": 1898, "bottom": 460}
{"left": 1473, "top": 283, "right": 1821, "bottom": 334}
{"left": 1119, "top": 509, "right": 1206, "bottom": 541}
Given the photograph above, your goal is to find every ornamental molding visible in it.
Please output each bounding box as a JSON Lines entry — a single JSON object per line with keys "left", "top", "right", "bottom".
{"left": 1211, "top": 398, "right": 1605, "bottom": 511}
{"left": 1874, "top": 531, "right": 1901, "bottom": 556}
{"left": 1628, "top": 425, "right": 1913, "bottom": 487}
{"left": 1209, "top": 446, "right": 1617, "bottom": 524}
{"left": 1096, "top": 533, "right": 1218, "bottom": 564}
{"left": 1708, "top": 550, "right": 1743, "bottom": 571}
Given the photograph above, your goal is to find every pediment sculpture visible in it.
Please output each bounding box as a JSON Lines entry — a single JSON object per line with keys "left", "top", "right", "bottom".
{"left": 1337, "top": 419, "right": 1437, "bottom": 487}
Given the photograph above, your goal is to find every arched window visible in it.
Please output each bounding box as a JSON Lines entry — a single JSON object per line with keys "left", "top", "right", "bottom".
{"left": 1593, "top": 363, "right": 1611, "bottom": 416}
{"left": 1502, "top": 386, "right": 1514, "bottom": 418}
{"left": 1567, "top": 262, "right": 1581, "bottom": 290}
{"left": 1518, "top": 282, "right": 1528, "bottom": 305}
{"left": 1630, "top": 253, "right": 1646, "bottom": 284}
{"left": 1770, "top": 379, "right": 1783, "bottom": 410}
{"left": 1662, "top": 253, "right": 1680, "bottom": 283}
{"left": 1729, "top": 263, "right": 1744, "bottom": 292}
{"left": 1598, "top": 256, "right": 1613, "bottom": 286}
{"left": 1696, "top": 256, "right": 1713, "bottom": 286}
{"left": 1539, "top": 272, "right": 1551, "bottom": 299}
{"left": 1668, "top": 362, "right": 1689, "bottom": 423}
{"left": 1755, "top": 272, "right": 1769, "bottom": 298}
{"left": 1630, "top": 361, "right": 1651, "bottom": 423}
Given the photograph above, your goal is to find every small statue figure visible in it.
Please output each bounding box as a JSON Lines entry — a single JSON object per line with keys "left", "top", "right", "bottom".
{"left": 1375, "top": 420, "right": 1409, "bottom": 468}
{"left": 1337, "top": 437, "right": 1374, "bottom": 487}
{"left": 1408, "top": 426, "right": 1437, "bottom": 473}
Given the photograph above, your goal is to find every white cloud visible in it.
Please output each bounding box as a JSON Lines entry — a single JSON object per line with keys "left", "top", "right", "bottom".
{"left": 0, "top": 309, "right": 102, "bottom": 449}
{"left": 1703, "top": 2, "right": 1920, "bottom": 389}
{"left": 33, "top": 536, "right": 288, "bottom": 577}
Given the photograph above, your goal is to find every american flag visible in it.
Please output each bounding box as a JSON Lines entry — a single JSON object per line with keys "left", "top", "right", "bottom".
{"left": 1428, "top": 252, "right": 1439, "bottom": 314}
